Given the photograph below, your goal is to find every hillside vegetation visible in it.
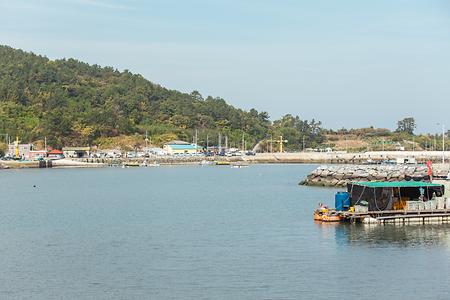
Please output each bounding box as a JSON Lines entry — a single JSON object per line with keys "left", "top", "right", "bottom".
{"left": 2, "top": 45, "right": 445, "bottom": 152}
{"left": 0, "top": 45, "right": 325, "bottom": 149}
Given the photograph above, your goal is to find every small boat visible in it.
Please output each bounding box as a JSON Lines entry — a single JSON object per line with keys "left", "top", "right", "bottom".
{"left": 313, "top": 212, "right": 323, "bottom": 221}
{"left": 313, "top": 206, "right": 341, "bottom": 222}
{"left": 216, "top": 161, "right": 230, "bottom": 166}
{"left": 321, "top": 213, "right": 342, "bottom": 222}
{"left": 200, "top": 160, "right": 214, "bottom": 166}
{"left": 231, "top": 163, "right": 249, "bottom": 169}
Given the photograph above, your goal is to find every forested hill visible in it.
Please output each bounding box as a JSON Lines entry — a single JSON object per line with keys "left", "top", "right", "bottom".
{"left": 0, "top": 45, "right": 324, "bottom": 149}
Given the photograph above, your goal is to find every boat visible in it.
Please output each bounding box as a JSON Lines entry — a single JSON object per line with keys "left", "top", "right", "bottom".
{"left": 313, "top": 211, "right": 323, "bottom": 221}
{"left": 200, "top": 160, "right": 214, "bottom": 166}
{"left": 231, "top": 163, "right": 249, "bottom": 169}
{"left": 313, "top": 206, "right": 341, "bottom": 222}
{"left": 216, "top": 161, "right": 230, "bottom": 166}
{"left": 313, "top": 181, "right": 449, "bottom": 225}
{"left": 321, "top": 213, "right": 342, "bottom": 222}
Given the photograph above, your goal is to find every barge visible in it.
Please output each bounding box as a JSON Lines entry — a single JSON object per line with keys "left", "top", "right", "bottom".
{"left": 315, "top": 181, "right": 450, "bottom": 225}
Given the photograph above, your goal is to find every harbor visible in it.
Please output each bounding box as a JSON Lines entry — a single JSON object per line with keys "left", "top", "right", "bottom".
{"left": 3, "top": 164, "right": 450, "bottom": 299}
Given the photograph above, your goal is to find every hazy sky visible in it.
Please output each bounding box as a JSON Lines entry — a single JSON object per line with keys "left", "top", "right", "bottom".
{"left": 1, "top": 0, "right": 450, "bottom": 132}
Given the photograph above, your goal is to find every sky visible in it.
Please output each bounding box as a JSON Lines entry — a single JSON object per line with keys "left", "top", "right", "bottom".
{"left": 1, "top": 0, "right": 450, "bottom": 133}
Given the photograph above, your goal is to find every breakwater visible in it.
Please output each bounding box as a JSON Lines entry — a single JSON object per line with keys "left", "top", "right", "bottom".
{"left": 246, "top": 151, "right": 450, "bottom": 164}
{"left": 301, "top": 164, "right": 450, "bottom": 187}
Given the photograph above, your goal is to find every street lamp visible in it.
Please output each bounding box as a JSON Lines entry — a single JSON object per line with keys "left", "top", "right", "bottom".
{"left": 437, "top": 123, "right": 445, "bottom": 164}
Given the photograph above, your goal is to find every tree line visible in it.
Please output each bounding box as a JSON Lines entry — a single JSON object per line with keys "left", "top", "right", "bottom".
{"left": 0, "top": 45, "right": 325, "bottom": 150}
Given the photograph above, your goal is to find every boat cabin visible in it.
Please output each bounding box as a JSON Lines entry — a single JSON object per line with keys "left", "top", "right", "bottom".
{"left": 347, "top": 181, "right": 445, "bottom": 212}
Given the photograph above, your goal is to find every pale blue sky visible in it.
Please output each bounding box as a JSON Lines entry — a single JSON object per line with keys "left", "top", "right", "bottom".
{"left": 1, "top": 0, "right": 450, "bottom": 132}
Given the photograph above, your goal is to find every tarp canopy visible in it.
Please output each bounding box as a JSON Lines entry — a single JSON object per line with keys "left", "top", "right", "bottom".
{"left": 347, "top": 181, "right": 445, "bottom": 211}
{"left": 352, "top": 181, "right": 443, "bottom": 188}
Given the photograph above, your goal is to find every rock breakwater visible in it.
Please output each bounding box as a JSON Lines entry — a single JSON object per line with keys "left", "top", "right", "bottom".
{"left": 301, "top": 164, "right": 449, "bottom": 187}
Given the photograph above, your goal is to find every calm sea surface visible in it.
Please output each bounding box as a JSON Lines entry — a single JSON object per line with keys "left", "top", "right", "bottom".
{"left": 1, "top": 164, "right": 450, "bottom": 299}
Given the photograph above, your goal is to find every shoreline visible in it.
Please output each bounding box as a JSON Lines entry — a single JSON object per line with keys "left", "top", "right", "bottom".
{"left": 2, "top": 150, "right": 450, "bottom": 170}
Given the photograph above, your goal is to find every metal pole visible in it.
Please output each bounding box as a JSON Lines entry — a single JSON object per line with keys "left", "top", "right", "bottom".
{"left": 195, "top": 129, "right": 198, "bottom": 153}
{"left": 270, "top": 134, "right": 273, "bottom": 153}
{"left": 442, "top": 124, "right": 445, "bottom": 164}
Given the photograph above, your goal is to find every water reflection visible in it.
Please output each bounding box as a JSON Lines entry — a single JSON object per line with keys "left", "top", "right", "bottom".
{"left": 316, "top": 222, "right": 450, "bottom": 248}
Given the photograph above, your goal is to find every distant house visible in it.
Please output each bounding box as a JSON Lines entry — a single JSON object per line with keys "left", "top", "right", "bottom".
{"left": 62, "top": 147, "right": 91, "bottom": 158}
{"left": 29, "top": 150, "right": 48, "bottom": 161}
{"left": 163, "top": 141, "right": 200, "bottom": 155}
{"left": 48, "top": 149, "right": 64, "bottom": 159}
{"left": 8, "top": 143, "right": 32, "bottom": 160}
{"left": 143, "top": 147, "right": 167, "bottom": 156}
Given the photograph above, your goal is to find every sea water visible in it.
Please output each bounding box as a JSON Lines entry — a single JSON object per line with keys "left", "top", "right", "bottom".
{"left": 0, "top": 164, "right": 449, "bottom": 299}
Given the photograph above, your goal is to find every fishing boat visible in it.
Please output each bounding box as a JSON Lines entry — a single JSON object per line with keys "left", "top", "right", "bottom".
{"left": 313, "top": 205, "right": 341, "bottom": 222}
{"left": 148, "top": 161, "right": 160, "bottom": 167}
{"left": 216, "top": 161, "right": 230, "bottom": 166}
{"left": 200, "top": 160, "right": 214, "bottom": 166}
{"left": 231, "top": 163, "right": 249, "bottom": 169}
{"left": 314, "top": 181, "right": 450, "bottom": 225}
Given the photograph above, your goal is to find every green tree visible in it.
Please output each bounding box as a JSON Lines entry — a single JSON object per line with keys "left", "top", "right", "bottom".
{"left": 396, "top": 117, "right": 416, "bottom": 135}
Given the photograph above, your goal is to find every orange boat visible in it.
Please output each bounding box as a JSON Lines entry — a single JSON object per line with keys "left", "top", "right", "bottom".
{"left": 313, "top": 212, "right": 323, "bottom": 221}
{"left": 321, "top": 214, "right": 342, "bottom": 222}
{"left": 313, "top": 207, "right": 342, "bottom": 222}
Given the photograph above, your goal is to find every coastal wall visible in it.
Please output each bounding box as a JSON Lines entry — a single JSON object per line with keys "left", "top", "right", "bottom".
{"left": 2, "top": 150, "right": 450, "bottom": 169}
{"left": 245, "top": 151, "right": 450, "bottom": 164}
{"left": 301, "top": 164, "right": 450, "bottom": 187}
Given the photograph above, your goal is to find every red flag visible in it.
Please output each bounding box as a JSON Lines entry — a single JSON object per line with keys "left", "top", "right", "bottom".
{"left": 426, "top": 160, "right": 433, "bottom": 176}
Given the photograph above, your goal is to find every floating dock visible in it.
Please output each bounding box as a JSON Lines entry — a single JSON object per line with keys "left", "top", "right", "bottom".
{"left": 314, "top": 180, "right": 450, "bottom": 225}
{"left": 340, "top": 209, "right": 450, "bottom": 225}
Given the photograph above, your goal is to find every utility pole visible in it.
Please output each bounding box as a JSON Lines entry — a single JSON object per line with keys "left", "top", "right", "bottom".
{"left": 44, "top": 137, "right": 47, "bottom": 152}
{"left": 225, "top": 135, "right": 228, "bottom": 150}
{"left": 241, "top": 133, "right": 245, "bottom": 151}
{"left": 206, "top": 134, "right": 209, "bottom": 150}
{"left": 270, "top": 134, "right": 273, "bottom": 153}
{"left": 442, "top": 124, "right": 445, "bottom": 164}
{"left": 218, "top": 132, "right": 222, "bottom": 153}
{"left": 195, "top": 129, "right": 198, "bottom": 154}
{"left": 437, "top": 123, "right": 445, "bottom": 164}
{"left": 145, "top": 131, "right": 149, "bottom": 148}
{"left": 302, "top": 135, "right": 305, "bottom": 151}
{"left": 434, "top": 135, "right": 437, "bottom": 152}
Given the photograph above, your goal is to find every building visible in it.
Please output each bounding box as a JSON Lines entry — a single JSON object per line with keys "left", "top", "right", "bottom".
{"left": 62, "top": 147, "right": 91, "bottom": 158}
{"left": 143, "top": 147, "right": 167, "bottom": 156}
{"left": 163, "top": 141, "right": 200, "bottom": 155}
{"left": 29, "top": 150, "right": 48, "bottom": 161}
{"left": 8, "top": 143, "right": 32, "bottom": 160}
{"left": 48, "top": 149, "right": 64, "bottom": 159}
